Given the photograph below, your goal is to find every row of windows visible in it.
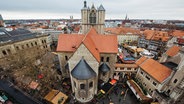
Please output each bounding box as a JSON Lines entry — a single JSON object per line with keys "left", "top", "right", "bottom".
{"left": 74, "top": 81, "right": 93, "bottom": 90}
{"left": 42, "top": 39, "right": 47, "bottom": 44}
{"left": 1, "top": 39, "right": 49, "bottom": 58}
{"left": 101, "top": 57, "right": 110, "bottom": 62}
{"left": 19, "top": 41, "right": 38, "bottom": 50}
{"left": 141, "top": 71, "right": 157, "bottom": 86}
{"left": 2, "top": 49, "right": 11, "bottom": 56}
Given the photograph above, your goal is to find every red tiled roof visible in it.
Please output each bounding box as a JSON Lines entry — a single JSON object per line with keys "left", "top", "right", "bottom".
{"left": 166, "top": 45, "right": 180, "bottom": 57}
{"left": 57, "top": 34, "right": 84, "bottom": 52}
{"left": 135, "top": 56, "right": 148, "bottom": 65}
{"left": 143, "top": 30, "right": 170, "bottom": 42}
{"left": 139, "top": 58, "right": 172, "bottom": 83}
{"left": 83, "top": 34, "right": 100, "bottom": 62}
{"left": 105, "top": 27, "right": 140, "bottom": 35}
{"left": 57, "top": 28, "right": 118, "bottom": 62}
{"left": 173, "top": 30, "right": 184, "bottom": 37}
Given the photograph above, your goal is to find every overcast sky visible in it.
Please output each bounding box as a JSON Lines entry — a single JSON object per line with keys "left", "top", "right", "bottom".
{"left": 0, "top": 0, "right": 184, "bottom": 20}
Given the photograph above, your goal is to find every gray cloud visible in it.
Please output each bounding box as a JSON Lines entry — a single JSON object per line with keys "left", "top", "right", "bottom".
{"left": 0, "top": 0, "right": 184, "bottom": 20}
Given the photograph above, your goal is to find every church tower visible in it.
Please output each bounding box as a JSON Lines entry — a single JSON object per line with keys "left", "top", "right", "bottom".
{"left": 81, "top": 1, "right": 105, "bottom": 34}
{"left": 0, "top": 14, "right": 4, "bottom": 27}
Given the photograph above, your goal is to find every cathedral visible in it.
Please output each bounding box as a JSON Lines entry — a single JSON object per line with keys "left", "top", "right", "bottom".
{"left": 56, "top": 1, "right": 117, "bottom": 103}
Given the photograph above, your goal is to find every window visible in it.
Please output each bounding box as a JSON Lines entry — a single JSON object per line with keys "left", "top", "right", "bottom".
{"left": 153, "top": 82, "right": 157, "bottom": 86}
{"left": 16, "top": 46, "right": 19, "bottom": 50}
{"left": 167, "top": 89, "right": 171, "bottom": 94}
{"left": 102, "top": 72, "right": 106, "bottom": 76}
{"left": 127, "top": 68, "right": 131, "bottom": 70}
{"left": 42, "top": 40, "right": 44, "bottom": 43}
{"left": 89, "top": 10, "right": 96, "bottom": 24}
{"left": 80, "top": 84, "right": 85, "bottom": 89}
{"left": 146, "top": 75, "right": 150, "bottom": 80}
{"left": 26, "top": 44, "right": 29, "bottom": 48}
{"left": 89, "top": 82, "right": 93, "bottom": 88}
{"left": 74, "top": 81, "right": 76, "bottom": 87}
{"left": 2, "top": 50, "right": 7, "bottom": 55}
{"left": 31, "top": 43, "right": 34, "bottom": 47}
{"left": 101, "top": 57, "right": 104, "bottom": 62}
{"left": 141, "top": 71, "right": 143, "bottom": 75}
{"left": 45, "top": 45, "right": 47, "bottom": 48}
{"left": 173, "top": 79, "right": 178, "bottom": 83}
{"left": 106, "top": 57, "right": 109, "bottom": 62}
{"left": 44, "top": 40, "right": 46, "bottom": 43}
{"left": 35, "top": 42, "right": 37, "bottom": 46}
{"left": 65, "top": 56, "right": 68, "bottom": 61}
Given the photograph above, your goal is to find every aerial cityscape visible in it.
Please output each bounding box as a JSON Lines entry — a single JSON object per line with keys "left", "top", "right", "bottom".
{"left": 0, "top": 0, "right": 184, "bottom": 104}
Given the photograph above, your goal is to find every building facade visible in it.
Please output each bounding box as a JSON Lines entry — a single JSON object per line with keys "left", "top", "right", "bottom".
{"left": 0, "top": 14, "right": 4, "bottom": 27}
{"left": 57, "top": 28, "right": 117, "bottom": 102}
{"left": 81, "top": 1, "right": 105, "bottom": 34}
{"left": 0, "top": 28, "right": 50, "bottom": 64}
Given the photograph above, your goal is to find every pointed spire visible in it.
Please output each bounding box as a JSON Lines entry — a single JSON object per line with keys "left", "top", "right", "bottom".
{"left": 91, "top": 3, "right": 95, "bottom": 9}
{"left": 125, "top": 14, "right": 128, "bottom": 20}
{"left": 82, "top": 1, "right": 88, "bottom": 10}
{"left": 84, "top": 1, "right": 87, "bottom": 7}
{"left": 98, "top": 4, "right": 105, "bottom": 11}
{"left": 0, "top": 14, "right": 3, "bottom": 20}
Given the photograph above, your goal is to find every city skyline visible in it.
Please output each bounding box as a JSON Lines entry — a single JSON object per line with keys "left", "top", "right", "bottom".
{"left": 0, "top": 0, "right": 184, "bottom": 20}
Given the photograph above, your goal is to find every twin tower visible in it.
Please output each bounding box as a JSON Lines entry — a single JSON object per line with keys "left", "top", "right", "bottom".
{"left": 81, "top": 1, "right": 105, "bottom": 34}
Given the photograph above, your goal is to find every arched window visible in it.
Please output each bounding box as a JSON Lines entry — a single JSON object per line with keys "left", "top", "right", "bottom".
{"left": 80, "top": 84, "right": 85, "bottom": 89}
{"left": 2, "top": 50, "right": 7, "bottom": 55}
{"left": 89, "top": 82, "right": 93, "bottom": 88}
{"left": 89, "top": 10, "right": 96, "bottom": 24}
{"left": 173, "top": 79, "right": 178, "bottom": 83}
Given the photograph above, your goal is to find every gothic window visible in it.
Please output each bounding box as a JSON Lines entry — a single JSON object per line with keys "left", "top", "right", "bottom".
{"left": 89, "top": 10, "right": 96, "bottom": 24}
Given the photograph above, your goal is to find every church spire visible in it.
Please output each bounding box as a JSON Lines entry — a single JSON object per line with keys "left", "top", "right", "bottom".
{"left": 84, "top": 1, "right": 87, "bottom": 8}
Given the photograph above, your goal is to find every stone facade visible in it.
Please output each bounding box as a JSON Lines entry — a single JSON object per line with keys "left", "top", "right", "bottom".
{"left": 136, "top": 67, "right": 171, "bottom": 95}
{"left": 81, "top": 1, "right": 105, "bottom": 34}
{"left": 117, "top": 34, "right": 139, "bottom": 45}
{"left": 57, "top": 43, "right": 116, "bottom": 103}
{"left": 0, "top": 35, "right": 50, "bottom": 59}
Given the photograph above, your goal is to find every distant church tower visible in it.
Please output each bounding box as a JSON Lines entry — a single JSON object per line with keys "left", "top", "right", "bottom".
{"left": 0, "top": 14, "right": 4, "bottom": 27}
{"left": 81, "top": 1, "right": 105, "bottom": 34}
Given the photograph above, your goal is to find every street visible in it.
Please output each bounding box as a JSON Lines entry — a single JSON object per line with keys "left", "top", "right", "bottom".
{"left": 0, "top": 79, "right": 42, "bottom": 104}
